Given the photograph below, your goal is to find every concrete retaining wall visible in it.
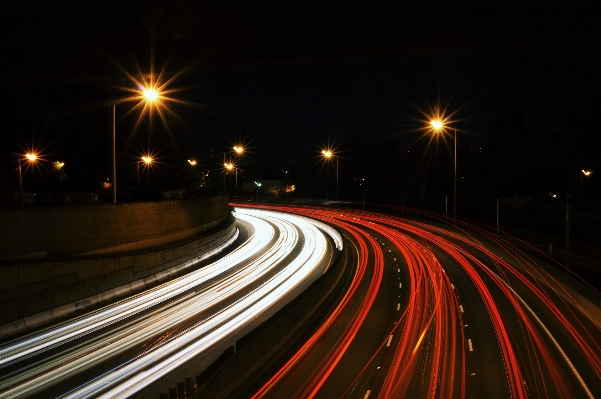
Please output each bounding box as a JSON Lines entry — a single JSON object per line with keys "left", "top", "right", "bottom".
{"left": 0, "top": 195, "right": 229, "bottom": 258}
{"left": 0, "top": 217, "right": 237, "bottom": 339}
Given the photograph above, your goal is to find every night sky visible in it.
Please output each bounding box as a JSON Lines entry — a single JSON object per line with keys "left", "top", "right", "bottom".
{"left": 2, "top": 2, "right": 601, "bottom": 215}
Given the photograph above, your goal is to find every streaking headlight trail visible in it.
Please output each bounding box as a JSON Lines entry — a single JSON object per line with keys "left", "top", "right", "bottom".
{"left": 0, "top": 208, "right": 338, "bottom": 399}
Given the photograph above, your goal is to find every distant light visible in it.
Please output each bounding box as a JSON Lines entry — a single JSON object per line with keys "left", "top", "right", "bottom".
{"left": 254, "top": 181, "right": 262, "bottom": 187}
{"left": 582, "top": 170, "right": 592, "bottom": 176}
{"left": 143, "top": 88, "right": 159, "bottom": 102}
{"left": 142, "top": 156, "right": 153, "bottom": 164}
{"left": 233, "top": 146, "right": 244, "bottom": 154}
{"left": 224, "top": 163, "right": 234, "bottom": 170}
{"left": 53, "top": 161, "right": 65, "bottom": 170}
{"left": 25, "top": 153, "right": 37, "bottom": 162}
{"left": 430, "top": 119, "right": 444, "bottom": 132}
{"left": 322, "top": 150, "right": 333, "bottom": 158}
{"left": 188, "top": 159, "right": 197, "bottom": 166}
{"left": 549, "top": 192, "right": 557, "bottom": 198}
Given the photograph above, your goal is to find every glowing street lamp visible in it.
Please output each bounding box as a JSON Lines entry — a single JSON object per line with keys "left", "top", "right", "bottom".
{"left": 582, "top": 170, "right": 592, "bottom": 177}
{"left": 430, "top": 118, "right": 457, "bottom": 218}
{"left": 232, "top": 146, "right": 245, "bottom": 196}
{"left": 143, "top": 88, "right": 159, "bottom": 102}
{"left": 321, "top": 149, "right": 339, "bottom": 201}
{"left": 223, "top": 162, "right": 235, "bottom": 194}
{"left": 17, "top": 152, "right": 39, "bottom": 208}
{"left": 188, "top": 159, "right": 197, "bottom": 166}
{"left": 111, "top": 85, "right": 161, "bottom": 204}
{"left": 137, "top": 155, "right": 153, "bottom": 201}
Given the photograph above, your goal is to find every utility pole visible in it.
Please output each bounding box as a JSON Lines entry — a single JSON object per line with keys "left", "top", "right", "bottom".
{"left": 445, "top": 195, "right": 448, "bottom": 219}
{"left": 17, "top": 160, "right": 24, "bottom": 208}
{"left": 112, "top": 104, "right": 116, "bottom": 204}
{"left": 496, "top": 198, "right": 500, "bottom": 237}
{"left": 453, "top": 128, "right": 457, "bottom": 219}
{"left": 336, "top": 156, "right": 339, "bottom": 201}
{"left": 566, "top": 204, "right": 570, "bottom": 269}
{"left": 363, "top": 191, "right": 365, "bottom": 210}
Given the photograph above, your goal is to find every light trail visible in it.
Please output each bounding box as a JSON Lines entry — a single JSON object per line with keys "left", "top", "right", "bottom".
{"left": 0, "top": 208, "right": 338, "bottom": 398}
{"left": 233, "top": 203, "right": 601, "bottom": 399}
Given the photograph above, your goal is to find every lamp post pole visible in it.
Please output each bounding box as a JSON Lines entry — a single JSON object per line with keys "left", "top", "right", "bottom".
{"left": 454, "top": 128, "right": 457, "bottom": 218}
{"left": 136, "top": 161, "right": 140, "bottom": 201}
{"left": 336, "top": 155, "right": 339, "bottom": 201}
{"left": 112, "top": 104, "right": 117, "bottom": 204}
{"left": 17, "top": 160, "right": 24, "bottom": 208}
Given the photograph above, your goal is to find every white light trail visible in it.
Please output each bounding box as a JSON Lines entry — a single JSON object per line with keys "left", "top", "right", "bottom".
{"left": 0, "top": 208, "right": 332, "bottom": 399}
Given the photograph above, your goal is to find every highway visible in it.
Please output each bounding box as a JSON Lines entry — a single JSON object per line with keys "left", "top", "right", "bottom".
{"left": 0, "top": 208, "right": 340, "bottom": 399}
{"left": 233, "top": 203, "right": 601, "bottom": 399}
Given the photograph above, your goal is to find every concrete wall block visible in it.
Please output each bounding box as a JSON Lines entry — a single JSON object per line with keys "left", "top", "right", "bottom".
{"left": 96, "top": 275, "right": 109, "bottom": 293}
{"left": 76, "top": 259, "right": 96, "bottom": 281}
{"left": 25, "top": 280, "right": 47, "bottom": 297}
{"left": 54, "top": 261, "right": 77, "bottom": 277}
{"left": 61, "top": 273, "right": 78, "bottom": 287}
{"left": 132, "top": 270, "right": 142, "bottom": 281}
{"left": 81, "top": 278, "right": 97, "bottom": 298}
{"left": 146, "top": 251, "right": 165, "bottom": 269}
{"left": 20, "top": 297, "right": 39, "bottom": 318}
{"left": 18, "top": 263, "right": 43, "bottom": 286}
{"left": 119, "top": 255, "right": 134, "bottom": 270}
{"left": 0, "top": 303, "right": 19, "bottom": 325}
{"left": 133, "top": 254, "right": 148, "bottom": 274}
{"left": 0, "top": 290, "right": 9, "bottom": 304}
{"left": 109, "top": 268, "right": 131, "bottom": 289}
{"left": 173, "top": 245, "right": 184, "bottom": 260}
{"left": 104, "top": 257, "right": 120, "bottom": 275}
{"left": 163, "top": 248, "right": 173, "bottom": 263}
{"left": 48, "top": 286, "right": 71, "bottom": 309}
{"left": 68, "top": 285, "right": 78, "bottom": 302}
{"left": 7, "top": 286, "right": 28, "bottom": 302}
{"left": 0, "top": 265, "right": 19, "bottom": 291}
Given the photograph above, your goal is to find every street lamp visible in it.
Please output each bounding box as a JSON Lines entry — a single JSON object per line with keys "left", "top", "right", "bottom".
{"left": 111, "top": 86, "right": 161, "bottom": 204}
{"left": 224, "top": 162, "right": 234, "bottom": 194}
{"left": 321, "top": 149, "right": 339, "bottom": 201}
{"left": 254, "top": 181, "right": 262, "bottom": 202}
{"left": 17, "top": 152, "right": 38, "bottom": 208}
{"left": 430, "top": 119, "right": 457, "bottom": 218}
{"left": 233, "top": 145, "right": 244, "bottom": 196}
{"left": 137, "top": 155, "right": 153, "bottom": 201}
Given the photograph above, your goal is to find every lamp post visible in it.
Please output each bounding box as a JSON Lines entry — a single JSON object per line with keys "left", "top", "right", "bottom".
{"left": 321, "top": 149, "right": 339, "bottom": 201}
{"left": 224, "top": 162, "right": 234, "bottom": 194}
{"left": 111, "top": 87, "right": 160, "bottom": 204}
{"left": 17, "top": 153, "right": 38, "bottom": 208}
{"left": 137, "top": 155, "right": 153, "bottom": 201}
{"left": 430, "top": 120, "right": 457, "bottom": 218}
{"left": 254, "top": 181, "right": 262, "bottom": 202}
{"left": 233, "top": 146, "right": 244, "bottom": 196}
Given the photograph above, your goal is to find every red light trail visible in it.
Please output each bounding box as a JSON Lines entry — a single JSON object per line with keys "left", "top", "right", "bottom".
{"left": 233, "top": 203, "right": 601, "bottom": 399}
